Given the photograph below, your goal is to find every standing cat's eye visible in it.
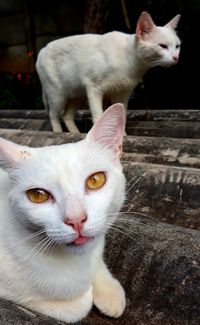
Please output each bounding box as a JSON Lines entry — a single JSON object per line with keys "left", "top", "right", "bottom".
{"left": 176, "top": 44, "right": 180, "bottom": 49}
{"left": 26, "top": 188, "right": 50, "bottom": 203}
{"left": 159, "top": 43, "right": 168, "bottom": 49}
{"left": 86, "top": 172, "right": 106, "bottom": 190}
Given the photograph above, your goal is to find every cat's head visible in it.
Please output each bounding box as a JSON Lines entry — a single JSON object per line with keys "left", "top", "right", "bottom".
{"left": 135, "top": 11, "right": 181, "bottom": 68}
{"left": 0, "top": 103, "right": 126, "bottom": 255}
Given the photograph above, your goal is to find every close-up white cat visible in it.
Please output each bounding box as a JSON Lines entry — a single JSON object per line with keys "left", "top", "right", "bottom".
{"left": 36, "top": 11, "right": 181, "bottom": 133}
{"left": 0, "top": 103, "right": 126, "bottom": 323}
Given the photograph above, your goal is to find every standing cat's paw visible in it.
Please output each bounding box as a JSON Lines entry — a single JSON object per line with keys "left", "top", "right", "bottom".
{"left": 93, "top": 278, "right": 126, "bottom": 318}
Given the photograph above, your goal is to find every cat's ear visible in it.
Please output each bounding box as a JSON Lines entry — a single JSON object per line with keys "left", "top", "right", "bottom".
{"left": 136, "top": 11, "right": 155, "bottom": 39}
{"left": 0, "top": 137, "right": 31, "bottom": 170}
{"left": 164, "top": 14, "right": 181, "bottom": 30}
{"left": 86, "top": 103, "right": 125, "bottom": 158}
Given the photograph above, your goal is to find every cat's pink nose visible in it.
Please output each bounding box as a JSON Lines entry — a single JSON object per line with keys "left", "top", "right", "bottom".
{"left": 64, "top": 214, "right": 87, "bottom": 232}
{"left": 173, "top": 55, "right": 178, "bottom": 63}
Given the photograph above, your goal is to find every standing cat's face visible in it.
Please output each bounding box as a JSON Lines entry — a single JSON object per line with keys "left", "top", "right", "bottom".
{"left": 0, "top": 104, "right": 126, "bottom": 254}
{"left": 136, "top": 12, "right": 181, "bottom": 68}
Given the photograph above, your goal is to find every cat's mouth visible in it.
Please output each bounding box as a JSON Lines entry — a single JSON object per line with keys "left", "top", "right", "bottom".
{"left": 72, "top": 235, "right": 91, "bottom": 246}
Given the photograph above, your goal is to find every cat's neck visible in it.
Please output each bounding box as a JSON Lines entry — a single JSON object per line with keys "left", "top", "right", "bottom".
{"left": 128, "top": 35, "right": 154, "bottom": 78}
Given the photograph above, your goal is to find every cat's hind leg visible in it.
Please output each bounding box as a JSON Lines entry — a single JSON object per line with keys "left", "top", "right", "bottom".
{"left": 25, "top": 286, "right": 93, "bottom": 323}
{"left": 49, "top": 110, "right": 63, "bottom": 133}
{"left": 93, "top": 258, "right": 126, "bottom": 318}
{"left": 62, "top": 98, "right": 80, "bottom": 133}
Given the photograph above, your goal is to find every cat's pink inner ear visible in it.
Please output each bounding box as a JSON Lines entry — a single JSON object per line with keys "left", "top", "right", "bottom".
{"left": 164, "top": 14, "right": 181, "bottom": 30}
{"left": 0, "top": 137, "right": 31, "bottom": 169}
{"left": 136, "top": 11, "right": 155, "bottom": 39}
{"left": 86, "top": 103, "right": 125, "bottom": 157}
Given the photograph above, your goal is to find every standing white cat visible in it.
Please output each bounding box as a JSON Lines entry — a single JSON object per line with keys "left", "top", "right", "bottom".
{"left": 0, "top": 104, "right": 126, "bottom": 323}
{"left": 36, "top": 11, "right": 181, "bottom": 133}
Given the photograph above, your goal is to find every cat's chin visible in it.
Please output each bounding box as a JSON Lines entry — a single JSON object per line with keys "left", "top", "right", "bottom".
{"left": 160, "top": 61, "right": 177, "bottom": 68}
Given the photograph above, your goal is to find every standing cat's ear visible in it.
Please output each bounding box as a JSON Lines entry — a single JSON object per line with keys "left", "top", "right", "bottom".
{"left": 164, "top": 14, "right": 181, "bottom": 30}
{"left": 86, "top": 103, "right": 125, "bottom": 158}
{"left": 136, "top": 11, "right": 156, "bottom": 39}
{"left": 0, "top": 137, "right": 31, "bottom": 170}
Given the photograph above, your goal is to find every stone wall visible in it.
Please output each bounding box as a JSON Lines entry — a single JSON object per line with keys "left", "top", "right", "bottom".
{"left": 0, "top": 0, "right": 84, "bottom": 72}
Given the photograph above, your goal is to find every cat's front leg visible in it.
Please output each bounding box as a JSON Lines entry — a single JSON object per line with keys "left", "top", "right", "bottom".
{"left": 93, "top": 258, "right": 126, "bottom": 318}
{"left": 85, "top": 84, "right": 104, "bottom": 123}
{"left": 25, "top": 286, "right": 93, "bottom": 323}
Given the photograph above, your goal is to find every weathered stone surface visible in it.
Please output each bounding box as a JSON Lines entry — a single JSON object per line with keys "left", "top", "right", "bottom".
{"left": 127, "top": 120, "right": 200, "bottom": 138}
{"left": 0, "top": 118, "right": 50, "bottom": 131}
{"left": 1, "top": 109, "right": 200, "bottom": 121}
{"left": 126, "top": 109, "right": 200, "bottom": 121}
{"left": 0, "top": 128, "right": 84, "bottom": 146}
{"left": 123, "top": 136, "right": 200, "bottom": 168}
{"left": 0, "top": 109, "right": 200, "bottom": 138}
{"left": 1, "top": 128, "right": 200, "bottom": 168}
{"left": 0, "top": 110, "right": 200, "bottom": 139}
{"left": 123, "top": 162, "right": 200, "bottom": 230}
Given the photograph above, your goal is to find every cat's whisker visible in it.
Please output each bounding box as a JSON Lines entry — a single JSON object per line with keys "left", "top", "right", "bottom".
{"left": 125, "top": 190, "right": 146, "bottom": 206}
{"left": 49, "top": 240, "right": 59, "bottom": 255}
{"left": 117, "top": 211, "right": 154, "bottom": 223}
{"left": 105, "top": 232, "right": 122, "bottom": 249}
{"left": 105, "top": 210, "right": 152, "bottom": 219}
{"left": 86, "top": 216, "right": 137, "bottom": 238}
{"left": 35, "top": 238, "right": 51, "bottom": 256}
{"left": 120, "top": 209, "right": 152, "bottom": 218}
{"left": 125, "top": 175, "right": 138, "bottom": 188}
{"left": 32, "top": 237, "right": 54, "bottom": 259}
{"left": 112, "top": 222, "right": 140, "bottom": 234}
{"left": 41, "top": 238, "right": 56, "bottom": 256}
{"left": 13, "top": 229, "right": 47, "bottom": 245}
{"left": 85, "top": 218, "right": 118, "bottom": 234}
{"left": 123, "top": 193, "right": 138, "bottom": 203}
{"left": 123, "top": 210, "right": 154, "bottom": 220}
{"left": 105, "top": 231, "right": 114, "bottom": 241}
{"left": 107, "top": 225, "right": 135, "bottom": 239}
{"left": 125, "top": 173, "right": 147, "bottom": 196}
{"left": 130, "top": 189, "right": 145, "bottom": 197}
{"left": 29, "top": 236, "right": 51, "bottom": 258}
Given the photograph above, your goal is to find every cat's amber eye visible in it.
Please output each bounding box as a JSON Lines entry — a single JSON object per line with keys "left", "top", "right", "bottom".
{"left": 27, "top": 188, "right": 50, "bottom": 203}
{"left": 86, "top": 172, "right": 106, "bottom": 190}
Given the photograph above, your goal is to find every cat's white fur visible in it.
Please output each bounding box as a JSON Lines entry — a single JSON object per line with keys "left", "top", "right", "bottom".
{"left": 0, "top": 103, "right": 126, "bottom": 322}
{"left": 36, "top": 11, "right": 181, "bottom": 133}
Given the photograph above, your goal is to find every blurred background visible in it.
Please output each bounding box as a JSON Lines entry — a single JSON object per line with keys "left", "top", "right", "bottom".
{"left": 0, "top": 0, "right": 199, "bottom": 110}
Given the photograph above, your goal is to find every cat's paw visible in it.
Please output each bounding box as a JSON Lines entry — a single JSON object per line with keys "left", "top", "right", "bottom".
{"left": 26, "top": 286, "right": 93, "bottom": 323}
{"left": 93, "top": 278, "right": 126, "bottom": 318}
